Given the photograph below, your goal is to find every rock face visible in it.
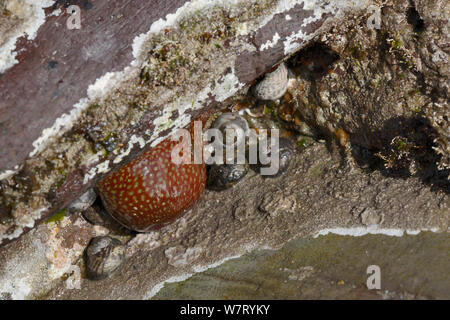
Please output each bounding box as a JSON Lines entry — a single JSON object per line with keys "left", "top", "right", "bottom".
{"left": 288, "top": 0, "right": 449, "bottom": 180}
{"left": 154, "top": 232, "right": 450, "bottom": 299}
{"left": 0, "top": 0, "right": 371, "bottom": 247}
{"left": 0, "top": 0, "right": 448, "bottom": 299}
{"left": 0, "top": 143, "right": 447, "bottom": 299}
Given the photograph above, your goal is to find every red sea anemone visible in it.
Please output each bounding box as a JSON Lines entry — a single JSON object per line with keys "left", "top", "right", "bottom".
{"left": 97, "top": 138, "right": 206, "bottom": 231}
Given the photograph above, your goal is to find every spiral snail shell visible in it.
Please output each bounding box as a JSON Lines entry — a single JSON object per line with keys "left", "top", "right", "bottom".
{"left": 251, "top": 62, "right": 288, "bottom": 101}
{"left": 84, "top": 236, "right": 125, "bottom": 280}
{"left": 251, "top": 137, "right": 295, "bottom": 178}
{"left": 212, "top": 112, "right": 250, "bottom": 149}
{"left": 206, "top": 162, "right": 249, "bottom": 191}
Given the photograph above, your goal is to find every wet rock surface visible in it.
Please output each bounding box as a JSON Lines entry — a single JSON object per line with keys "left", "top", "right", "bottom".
{"left": 0, "top": 143, "right": 447, "bottom": 299}
{"left": 287, "top": 0, "right": 449, "bottom": 179}
{"left": 154, "top": 232, "right": 450, "bottom": 300}
{"left": 0, "top": 0, "right": 448, "bottom": 299}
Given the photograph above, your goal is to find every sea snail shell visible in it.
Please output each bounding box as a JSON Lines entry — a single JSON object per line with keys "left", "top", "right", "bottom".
{"left": 206, "top": 162, "right": 249, "bottom": 191}
{"left": 84, "top": 236, "right": 125, "bottom": 280}
{"left": 211, "top": 112, "right": 250, "bottom": 151}
{"left": 251, "top": 62, "right": 288, "bottom": 101}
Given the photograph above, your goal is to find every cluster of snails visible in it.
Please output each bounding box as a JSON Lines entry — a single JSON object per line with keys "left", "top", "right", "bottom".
{"left": 204, "top": 62, "right": 300, "bottom": 189}
{"left": 73, "top": 62, "right": 302, "bottom": 280}
{"left": 205, "top": 111, "right": 296, "bottom": 190}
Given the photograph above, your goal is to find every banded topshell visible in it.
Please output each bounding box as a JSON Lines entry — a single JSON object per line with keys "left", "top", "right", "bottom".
{"left": 251, "top": 62, "right": 288, "bottom": 101}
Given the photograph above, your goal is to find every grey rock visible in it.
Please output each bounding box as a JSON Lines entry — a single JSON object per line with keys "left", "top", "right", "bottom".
{"left": 0, "top": 0, "right": 448, "bottom": 300}
{"left": 360, "top": 208, "right": 381, "bottom": 226}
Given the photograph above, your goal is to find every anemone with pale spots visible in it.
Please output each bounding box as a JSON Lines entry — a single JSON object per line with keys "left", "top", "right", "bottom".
{"left": 97, "top": 139, "right": 206, "bottom": 232}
